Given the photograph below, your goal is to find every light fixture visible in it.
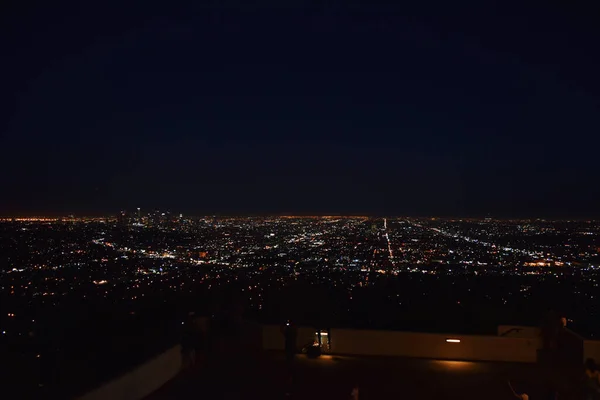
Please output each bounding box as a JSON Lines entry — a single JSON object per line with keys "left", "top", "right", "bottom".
{"left": 446, "top": 338, "right": 461, "bottom": 343}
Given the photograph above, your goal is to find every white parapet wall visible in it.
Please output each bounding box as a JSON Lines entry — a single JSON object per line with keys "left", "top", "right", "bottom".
{"left": 77, "top": 344, "right": 182, "bottom": 400}
{"left": 263, "top": 325, "right": 540, "bottom": 363}
{"left": 497, "top": 325, "right": 540, "bottom": 339}
{"left": 329, "top": 328, "right": 539, "bottom": 363}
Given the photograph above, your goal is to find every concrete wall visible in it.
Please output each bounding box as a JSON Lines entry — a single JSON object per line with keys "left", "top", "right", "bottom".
{"left": 497, "top": 325, "right": 540, "bottom": 339}
{"left": 584, "top": 340, "right": 600, "bottom": 363}
{"left": 77, "top": 345, "right": 182, "bottom": 400}
{"left": 263, "top": 325, "right": 540, "bottom": 363}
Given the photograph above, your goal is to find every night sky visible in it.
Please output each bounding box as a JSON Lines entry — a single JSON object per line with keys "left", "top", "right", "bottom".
{"left": 2, "top": 1, "right": 599, "bottom": 217}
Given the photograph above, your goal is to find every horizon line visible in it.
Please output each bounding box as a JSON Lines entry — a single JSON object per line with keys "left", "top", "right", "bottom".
{"left": 0, "top": 214, "right": 598, "bottom": 222}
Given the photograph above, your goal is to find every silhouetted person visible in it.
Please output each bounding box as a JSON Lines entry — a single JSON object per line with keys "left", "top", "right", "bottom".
{"left": 181, "top": 313, "right": 196, "bottom": 367}
{"left": 282, "top": 321, "right": 298, "bottom": 363}
{"left": 584, "top": 358, "right": 600, "bottom": 400}
{"left": 351, "top": 385, "right": 360, "bottom": 400}
{"left": 541, "top": 310, "right": 561, "bottom": 352}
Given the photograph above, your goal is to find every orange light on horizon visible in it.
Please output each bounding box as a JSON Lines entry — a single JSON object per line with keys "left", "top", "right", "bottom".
{"left": 446, "top": 338, "right": 461, "bottom": 343}
{"left": 432, "top": 360, "right": 480, "bottom": 372}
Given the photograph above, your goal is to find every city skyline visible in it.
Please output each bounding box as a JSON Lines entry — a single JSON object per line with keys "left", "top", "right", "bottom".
{"left": 3, "top": 212, "right": 600, "bottom": 221}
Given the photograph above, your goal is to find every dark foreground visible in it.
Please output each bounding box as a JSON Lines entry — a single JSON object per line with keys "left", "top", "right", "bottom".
{"left": 148, "top": 350, "right": 582, "bottom": 400}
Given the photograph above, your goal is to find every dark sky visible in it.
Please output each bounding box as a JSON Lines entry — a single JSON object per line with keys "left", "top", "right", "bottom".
{"left": 1, "top": 1, "right": 599, "bottom": 217}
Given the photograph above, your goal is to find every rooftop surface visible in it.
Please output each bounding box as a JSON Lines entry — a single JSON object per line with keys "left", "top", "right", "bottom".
{"left": 147, "top": 350, "right": 578, "bottom": 400}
